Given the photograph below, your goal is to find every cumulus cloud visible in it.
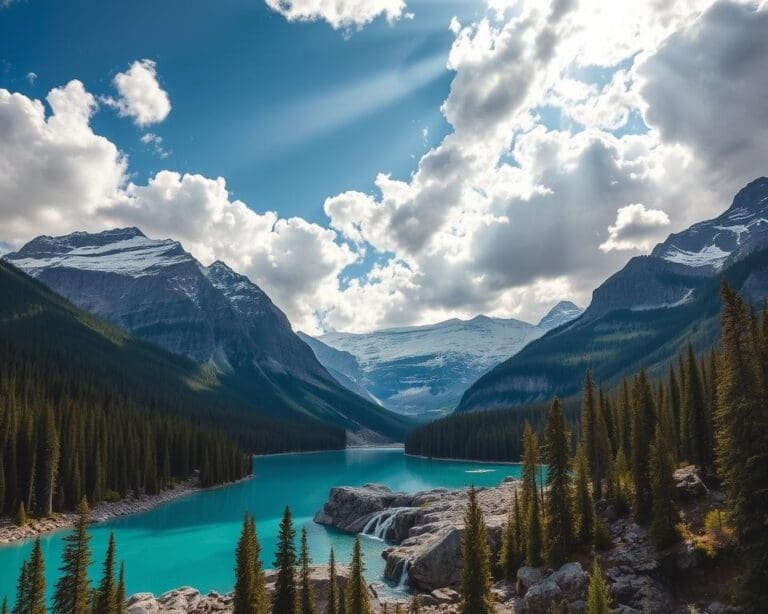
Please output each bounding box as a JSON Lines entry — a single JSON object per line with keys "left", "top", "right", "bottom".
{"left": 599, "top": 203, "right": 671, "bottom": 252}
{"left": 25, "top": 72, "right": 37, "bottom": 85}
{"left": 140, "top": 132, "right": 169, "bottom": 158}
{"left": 2, "top": 0, "right": 768, "bottom": 334}
{"left": 265, "top": 0, "right": 408, "bottom": 29}
{"left": 104, "top": 59, "right": 171, "bottom": 126}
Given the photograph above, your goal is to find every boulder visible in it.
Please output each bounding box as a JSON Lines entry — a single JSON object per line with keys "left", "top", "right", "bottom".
{"left": 523, "top": 578, "right": 564, "bottom": 614}
{"left": 674, "top": 465, "right": 708, "bottom": 500}
{"left": 409, "top": 527, "right": 464, "bottom": 590}
{"left": 550, "top": 562, "right": 588, "bottom": 602}
{"left": 430, "top": 587, "right": 460, "bottom": 604}
{"left": 516, "top": 566, "right": 546, "bottom": 595}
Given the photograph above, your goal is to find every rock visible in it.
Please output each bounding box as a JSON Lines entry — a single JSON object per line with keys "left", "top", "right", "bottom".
{"left": 516, "top": 566, "right": 546, "bottom": 596}
{"left": 523, "top": 578, "right": 564, "bottom": 614}
{"left": 707, "top": 602, "right": 727, "bottom": 614}
{"left": 550, "top": 562, "right": 588, "bottom": 602}
{"left": 674, "top": 465, "right": 708, "bottom": 499}
{"left": 409, "top": 528, "right": 464, "bottom": 590}
{"left": 674, "top": 540, "right": 703, "bottom": 571}
{"left": 568, "top": 599, "right": 586, "bottom": 614}
{"left": 430, "top": 587, "right": 460, "bottom": 604}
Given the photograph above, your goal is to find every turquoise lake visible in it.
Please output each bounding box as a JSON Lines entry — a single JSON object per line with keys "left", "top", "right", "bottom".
{"left": 0, "top": 448, "right": 522, "bottom": 603}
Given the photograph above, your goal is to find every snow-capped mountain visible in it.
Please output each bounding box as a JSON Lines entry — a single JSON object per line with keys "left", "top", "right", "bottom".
{"left": 457, "top": 177, "right": 768, "bottom": 413}
{"left": 537, "top": 301, "right": 584, "bottom": 330}
{"left": 4, "top": 228, "right": 410, "bottom": 439}
{"left": 583, "top": 177, "right": 768, "bottom": 321}
{"left": 313, "top": 305, "right": 582, "bottom": 416}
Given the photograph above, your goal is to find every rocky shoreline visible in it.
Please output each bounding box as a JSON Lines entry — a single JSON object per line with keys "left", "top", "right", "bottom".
{"left": 0, "top": 476, "right": 216, "bottom": 545}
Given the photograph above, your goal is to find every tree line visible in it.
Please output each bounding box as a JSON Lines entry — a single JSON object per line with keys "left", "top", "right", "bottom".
{"left": 0, "top": 354, "right": 252, "bottom": 518}
{"left": 458, "top": 282, "right": 768, "bottom": 611}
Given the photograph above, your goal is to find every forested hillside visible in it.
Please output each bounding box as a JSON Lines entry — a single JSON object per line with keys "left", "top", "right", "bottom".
{"left": 0, "top": 261, "right": 345, "bottom": 515}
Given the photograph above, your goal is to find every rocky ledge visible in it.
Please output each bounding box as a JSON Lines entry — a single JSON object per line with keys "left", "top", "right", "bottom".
{"left": 313, "top": 480, "right": 519, "bottom": 592}
{"left": 126, "top": 565, "right": 362, "bottom": 614}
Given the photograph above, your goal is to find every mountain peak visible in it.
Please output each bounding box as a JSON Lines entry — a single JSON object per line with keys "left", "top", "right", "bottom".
{"left": 730, "top": 176, "right": 768, "bottom": 212}
{"left": 537, "top": 301, "right": 583, "bottom": 330}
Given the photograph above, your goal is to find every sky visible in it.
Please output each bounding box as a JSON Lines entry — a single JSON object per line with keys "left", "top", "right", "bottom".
{"left": 1, "top": 0, "right": 768, "bottom": 334}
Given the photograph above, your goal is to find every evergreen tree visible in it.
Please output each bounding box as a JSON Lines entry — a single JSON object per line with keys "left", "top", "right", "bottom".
{"left": 12, "top": 560, "right": 29, "bottom": 614}
{"left": 35, "top": 404, "right": 60, "bottom": 517}
{"left": 631, "top": 371, "right": 655, "bottom": 523}
{"left": 27, "top": 538, "right": 46, "bottom": 614}
{"left": 498, "top": 488, "right": 524, "bottom": 580}
{"left": 53, "top": 498, "right": 92, "bottom": 614}
{"left": 2, "top": 597, "right": 8, "bottom": 614}
{"left": 298, "top": 528, "right": 316, "bottom": 614}
{"left": 716, "top": 283, "right": 768, "bottom": 608}
{"left": 408, "top": 594, "right": 421, "bottom": 613}
{"left": 683, "top": 343, "right": 712, "bottom": 472}
{"left": 585, "top": 560, "right": 611, "bottom": 614}
{"left": 460, "top": 488, "right": 493, "bottom": 614}
{"left": 324, "top": 549, "right": 339, "bottom": 614}
{"left": 272, "top": 506, "right": 298, "bottom": 614}
{"left": 521, "top": 425, "right": 543, "bottom": 566}
{"left": 234, "top": 514, "right": 267, "bottom": 614}
{"left": 94, "top": 533, "right": 118, "bottom": 614}
{"left": 116, "top": 563, "right": 126, "bottom": 614}
{"left": 573, "top": 445, "right": 595, "bottom": 548}
{"left": 649, "top": 427, "right": 678, "bottom": 549}
{"left": 337, "top": 588, "right": 346, "bottom": 614}
{"left": 15, "top": 502, "right": 26, "bottom": 527}
{"left": 544, "top": 398, "right": 575, "bottom": 566}
{"left": 581, "top": 372, "right": 609, "bottom": 500}
{"left": 346, "top": 537, "right": 372, "bottom": 614}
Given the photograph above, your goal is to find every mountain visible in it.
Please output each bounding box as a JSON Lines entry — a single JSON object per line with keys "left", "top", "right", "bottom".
{"left": 537, "top": 300, "right": 584, "bottom": 330}
{"left": 0, "top": 259, "right": 344, "bottom": 453}
{"left": 457, "top": 177, "right": 768, "bottom": 412}
{"left": 4, "top": 228, "right": 410, "bottom": 441}
{"left": 296, "top": 332, "right": 379, "bottom": 405}
{"left": 315, "top": 304, "right": 582, "bottom": 417}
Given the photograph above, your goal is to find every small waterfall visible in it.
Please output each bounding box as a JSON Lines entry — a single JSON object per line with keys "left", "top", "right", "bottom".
{"left": 395, "top": 561, "right": 410, "bottom": 591}
{"left": 360, "top": 507, "right": 411, "bottom": 541}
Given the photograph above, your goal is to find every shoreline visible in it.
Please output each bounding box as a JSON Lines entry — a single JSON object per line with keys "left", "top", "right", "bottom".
{"left": 0, "top": 474, "right": 253, "bottom": 546}
{"left": 404, "top": 451, "right": 522, "bottom": 466}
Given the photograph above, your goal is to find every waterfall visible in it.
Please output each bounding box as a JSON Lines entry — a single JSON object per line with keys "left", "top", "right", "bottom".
{"left": 395, "top": 561, "right": 410, "bottom": 591}
{"left": 360, "top": 507, "right": 411, "bottom": 541}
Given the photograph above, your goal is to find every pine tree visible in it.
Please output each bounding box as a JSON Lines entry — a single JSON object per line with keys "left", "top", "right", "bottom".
{"left": 15, "top": 502, "right": 26, "bottom": 527}
{"left": 573, "top": 445, "right": 595, "bottom": 548}
{"left": 35, "top": 404, "right": 60, "bottom": 517}
{"left": 324, "top": 549, "right": 339, "bottom": 614}
{"left": 298, "top": 528, "right": 316, "bottom": 614}
{"left": 27, "top": 538, "right": 46, "bottom": 614}
{"left": 346, "top": 537, "right": 372, "bottom": 614}
{"left": 585, "top": 560, "right": 611, "bottom": 614}
{"left": 272, "top": 506, "right": 298, "bottom": 614}
{"left": 234, "top": 514, "right": 267, "bottom": 614}
{"left": 649, "top": 427, "right": 678, "bottom": 549}
{"left": 408, "top": 594, "right": 421, "bottom": 613}
{"left": 521, "top": 425, "right": 543, "bottom": 566}
{"left": 460, "top": 488, "right": 493, "bottom": 614}
{"left": 53, "top": 498, "right": 92, "bottom": 614}
{"left": 631, "top": 371, "right": 655, "bottom": 523}
{"left": 683, "top": 343, "right": 712, "bottom": 472}
{"left": 12, "top": 560, "right": 29, "bottom": 614}
{"left": 337, "top": 588, "right": 346, "bottom": 614}
{"left": 716, "top": 283, "right": 768, "bottom": 608}
{"left": 544, "top": 398, "right": 575, "bottom": 566}
{"left": 2, "top": 597, "right": 8, "bottom": 614}
{"left": 581, "top": 372, "right": 609, "bottom": 500}
{"left": 95, "top": 532, "right": 118, "bottom": 614}
{"left": 116, "top": 563, "right": 126, "bottom": 614}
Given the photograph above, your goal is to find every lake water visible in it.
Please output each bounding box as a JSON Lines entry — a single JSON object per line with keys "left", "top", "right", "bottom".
{"left": 0, "top": 448, "right": 521, "bottom": 604}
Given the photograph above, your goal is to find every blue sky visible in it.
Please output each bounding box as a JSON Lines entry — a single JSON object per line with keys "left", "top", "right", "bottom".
{"left": 1, "top": 0, "right": 767, "bottom": 333}
{"left": 1, "top": 0, "right": 486, "bottom": 224}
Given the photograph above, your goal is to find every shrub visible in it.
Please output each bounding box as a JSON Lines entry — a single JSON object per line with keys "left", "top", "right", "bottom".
{"left": 103, "top": 490, "right": 122, "bottom": 503}
{"left": 704, "top": 509, "right": 736, "bottom": 550}
{"left": 593, "top": 521, "right": 613, "bottom": 551}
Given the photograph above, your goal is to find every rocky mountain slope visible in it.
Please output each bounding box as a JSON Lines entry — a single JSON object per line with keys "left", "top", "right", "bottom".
{"left": 4, "top": 228, "right": 410, "bottom": 440}
{"left": 0, "top": 260, "right": 344, "bottom": 451}
{"left": 313, "top": 303, "right": 582, "bottom": 417}
{"left": 457, "top": 177, "right": 768, "bottom": 412}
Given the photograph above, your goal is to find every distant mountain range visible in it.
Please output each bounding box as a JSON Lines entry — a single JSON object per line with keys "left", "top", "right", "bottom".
{"left": 4, "top": 228, "right": 410, "bottom": 442}
{"left": 302, "top": 301, "right": 583, "bottom": 417}
{"left": 457, "top": 176, "right": 768, "bottom": 412}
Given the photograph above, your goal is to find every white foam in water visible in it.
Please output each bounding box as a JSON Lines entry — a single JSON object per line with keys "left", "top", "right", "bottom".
{"left": 396, "top": 561, "right": 410, "bottom": 591}
{"left": 360, "top": 507, "right": 412, "bottom": 541}
{"left": 465, "top": 469, "right": 496, "bottom": 474}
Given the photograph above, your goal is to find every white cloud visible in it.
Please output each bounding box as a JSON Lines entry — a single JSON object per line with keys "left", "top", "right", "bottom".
{"left": 2, "top": 0, "right": 768, "bottom": 335}
{"left": 105, "top": 59, "right": 171, "bottom": 127}
{"left": 265, "top": 0, "right": 407, "bottom": 29}
{"left": 25, "top": 72, "right": 37, "bottom": 85}
{"left": 599, "top": 203, "right": 671, "bottom": 252}
{"left": 140, "top": 132, "right": 169, "bottom": 158}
